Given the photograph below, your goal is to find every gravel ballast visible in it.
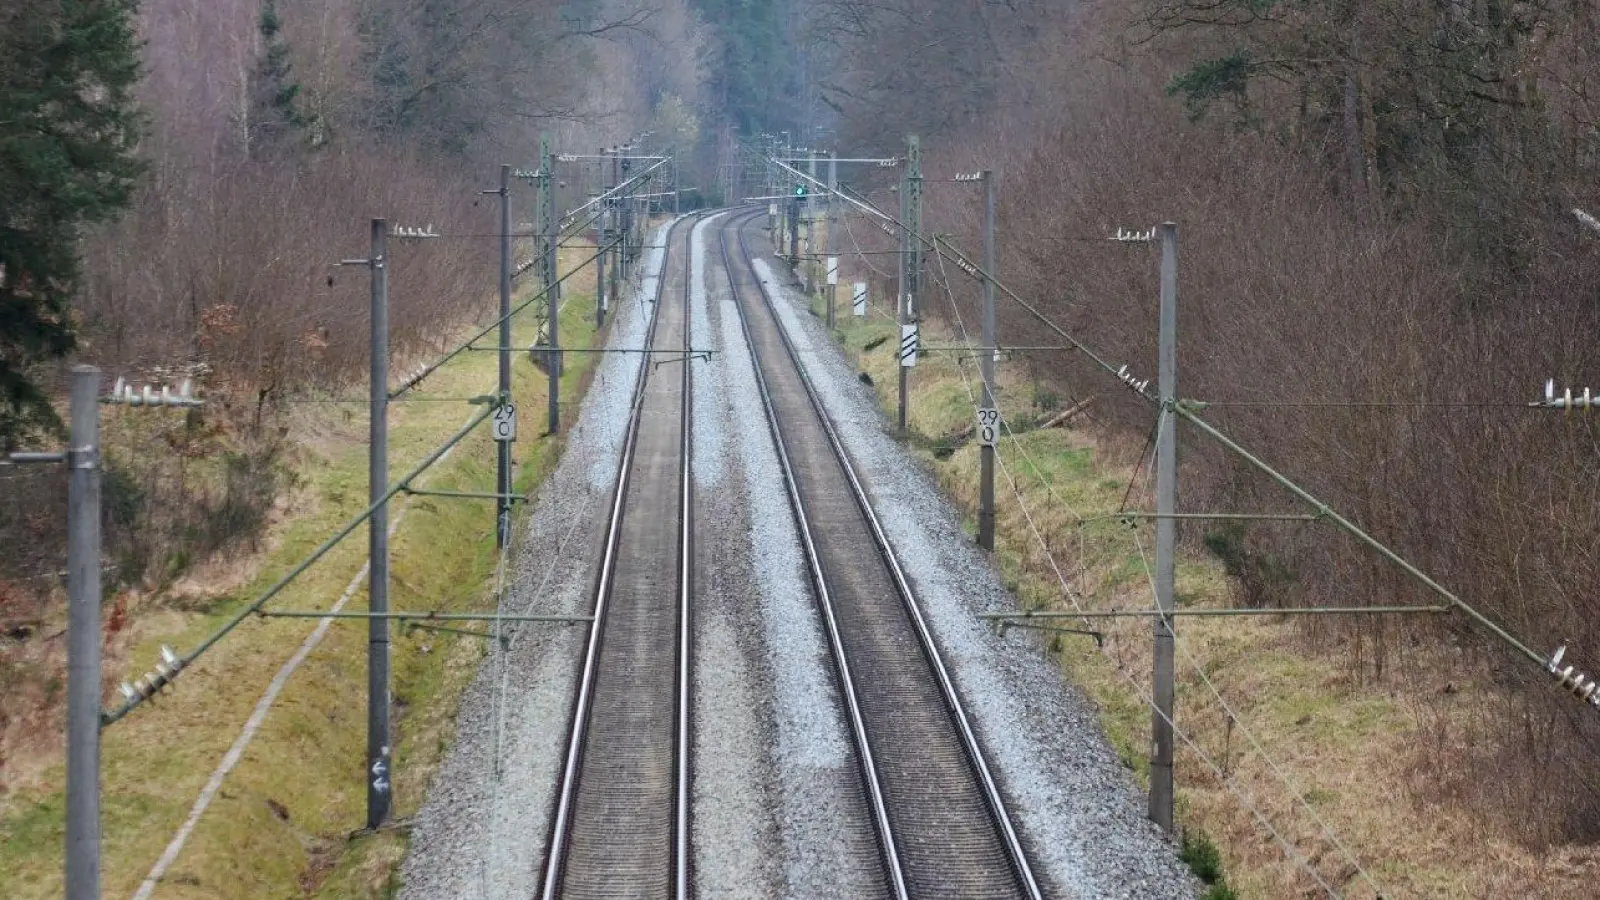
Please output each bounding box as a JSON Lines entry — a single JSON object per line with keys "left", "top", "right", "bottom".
{"left": 399, "top": 223, "right": 676, "bottom": 900}
{"left": 693, "top": 215, "right": 888, "bottom": 898}
{"left": 402, "top": 215, "right": 1197, "bottom": 900}
{"left": 687, "top": 215, "right": 785, "bottom": 897}
{"left": 751, "top": 255, "right": 1200, "bottom": 899}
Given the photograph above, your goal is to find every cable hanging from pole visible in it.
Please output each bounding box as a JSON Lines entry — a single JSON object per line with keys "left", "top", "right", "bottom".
{"left": 921, "top": 237, "right": 1379, "bottom": 892}
{"left": 898, "top": 240, "right": 1351, "bottom": 887}
{"left": 765, "top": 146, "right": 1598, "bottom": 719}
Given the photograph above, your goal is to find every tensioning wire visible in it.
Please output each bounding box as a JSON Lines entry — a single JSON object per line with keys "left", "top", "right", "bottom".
{"left": 921, "top": 252, "right": 1372, "bottom": 893}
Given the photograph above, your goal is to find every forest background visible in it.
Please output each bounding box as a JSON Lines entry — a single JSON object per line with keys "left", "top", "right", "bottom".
{"left": 3, "top": 0, "right": 1599, "bottom": 891}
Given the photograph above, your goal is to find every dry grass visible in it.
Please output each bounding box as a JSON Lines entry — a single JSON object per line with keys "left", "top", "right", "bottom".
{"left": 815, "top": 272, "right": 1600, "bottom": 898}
{"left": 0, "top": 246, "right": 611, "bottom": 898}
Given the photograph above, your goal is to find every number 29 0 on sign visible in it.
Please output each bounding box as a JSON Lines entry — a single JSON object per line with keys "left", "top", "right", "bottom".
{"left": 492, "top": 403, "right": 517, "bottom": 442}
{"left": 977, "top": 407, "right": 999, "bottom": 447}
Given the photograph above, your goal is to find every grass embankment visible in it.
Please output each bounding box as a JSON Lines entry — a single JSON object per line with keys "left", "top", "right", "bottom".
{"left": 800, "top": 266, "right": 1600, "bottom": 899}
{"left": 0, "top": 247, "right": 612, "bottom": 899}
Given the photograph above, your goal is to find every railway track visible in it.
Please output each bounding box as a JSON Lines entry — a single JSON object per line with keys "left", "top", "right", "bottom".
{"left": 537, "top": 209, "right": 1041, "bottom": 898}
{"left": 715, "top": 210, "right": 1043, "bottom": 900}
{"left": 539, "top": 213, "right": 698, "bottom": 900}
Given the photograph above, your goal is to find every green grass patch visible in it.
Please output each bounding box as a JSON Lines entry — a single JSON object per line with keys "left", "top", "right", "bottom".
{"left": 1181, "top": 830, "right": 1238, "bottom": 900}
{"left": 0, "top": 250, "right": 613, "bottom": 898}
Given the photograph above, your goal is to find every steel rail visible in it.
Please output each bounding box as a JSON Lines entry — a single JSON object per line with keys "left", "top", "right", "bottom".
{"left": 673, "top": 212, "right": 696, "bottom": 900}
{"left": 724, "top": 210, "right": 1043, "bottom": 898}
{"left": 714, "top": 209, "right": 909, "bottom": 899}
{"left": 538, "top": 213, "right": 699, "bottom": 900}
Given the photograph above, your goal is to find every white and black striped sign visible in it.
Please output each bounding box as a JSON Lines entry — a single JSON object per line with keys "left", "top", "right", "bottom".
{"left": 852, "top": 282, "right": 867, "bottom": 317}
{"left": 899, "top": 324, "right": 919, "bottom": 367}
{"left": 826, "top": 256, "right": 838, "bottom": 286}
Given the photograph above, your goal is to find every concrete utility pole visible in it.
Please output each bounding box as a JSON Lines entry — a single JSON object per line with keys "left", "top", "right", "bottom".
{"left": 598, "top": 147, "right": 610, "bottom": 329}
{"left": 788, "top": 195, "right": 801, "bottom": 264}
{"left": 1150, "top": 221, "right": 1179, "bottom": 834}
{"left": 65, "top": 366, "right": 101, "bottom": 900}
{"left": 496, "top": 166, "right": 513, "bottom": 549}
{"left": 896, "top": 157, "right": 907, "bottom": 432}
{"left": 608, "top": 160, "right": 621, "bottom": 320}
{"left": 826, "top": 152, "right": 838, "bottom": 329}
{"left": 541, "top": 135, "right": 561, "bottom": 435}
{"left": 596, "top": 224, "right": 607, "bottom": 330}
{"left": 897, "top": 134, "right": 922, "bottom": 433}
{"left": 366, "top": 217, "right": 393, "bottom": 828}
{"left": 978, "top": 171, "right": 998, "bottom": 551}
{"left": 806, "top": 149, "right": 818, "bottom": 295}
{"left": 611, "top": 148, "right": 623, "bottom": 281}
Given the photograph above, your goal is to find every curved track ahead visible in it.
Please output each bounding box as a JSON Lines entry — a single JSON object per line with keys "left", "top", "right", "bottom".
{"left": 539, "top": 214, "right": 698, "bottom": 900}
{"left": 716, "top": 210, "right": 1043, "bottom": 900}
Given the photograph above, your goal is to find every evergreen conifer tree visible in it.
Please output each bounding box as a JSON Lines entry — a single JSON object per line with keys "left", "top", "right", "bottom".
{"left": 0, "top": 0, "right": 145, "bottom": 447}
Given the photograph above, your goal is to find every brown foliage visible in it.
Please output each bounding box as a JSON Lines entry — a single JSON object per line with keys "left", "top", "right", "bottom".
{"left": 885, "top": 0, "right": 1600, "bottom": 847}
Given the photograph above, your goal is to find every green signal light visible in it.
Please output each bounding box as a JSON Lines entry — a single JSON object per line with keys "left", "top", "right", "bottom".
{"left": 794, "top": 184, "right": 807, "bottom": 196}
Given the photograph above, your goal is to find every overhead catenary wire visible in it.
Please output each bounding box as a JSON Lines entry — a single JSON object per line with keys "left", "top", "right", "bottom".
{"left": 764, "top": 148, "right": 1581, "bottom": 712}
{"left": 836, "top": 210, "right": 907, "bottom": 329}
{"left": 100, "top": 404, "right": 496, "bottom": 726}
{"left": 894, "top": 239, "right": 1343, "bottom": 886}
{"left": 395, "top": 159, "right": 671, "bottom": 403}
{"left": 990, "top": 447, "right": 1345, "bottom": 898}
{"left": 919, "top": 243, "right": 1373, "bottom": 894}
{"left": 389, "top": 236, "right": 623, "bottom": 401}
{"left": 101, "top": 188, "right": 643, "bottom": 720}
{"left": 1127, "top": 508, "right": 1384, "bottom": 896}
{"left": 1136, "top": 410, "right": 1383, "bottom": 895}
{"left": 1192, "top": 400, "right": 1537, "bottom": 409}
{"left": 762, "top": 153, "right": 1130, "bottom": 383}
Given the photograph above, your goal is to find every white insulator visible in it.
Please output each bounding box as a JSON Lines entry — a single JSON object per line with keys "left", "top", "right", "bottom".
{"left": 1550, "top": 644, "right": 1567, "bottom": 672}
